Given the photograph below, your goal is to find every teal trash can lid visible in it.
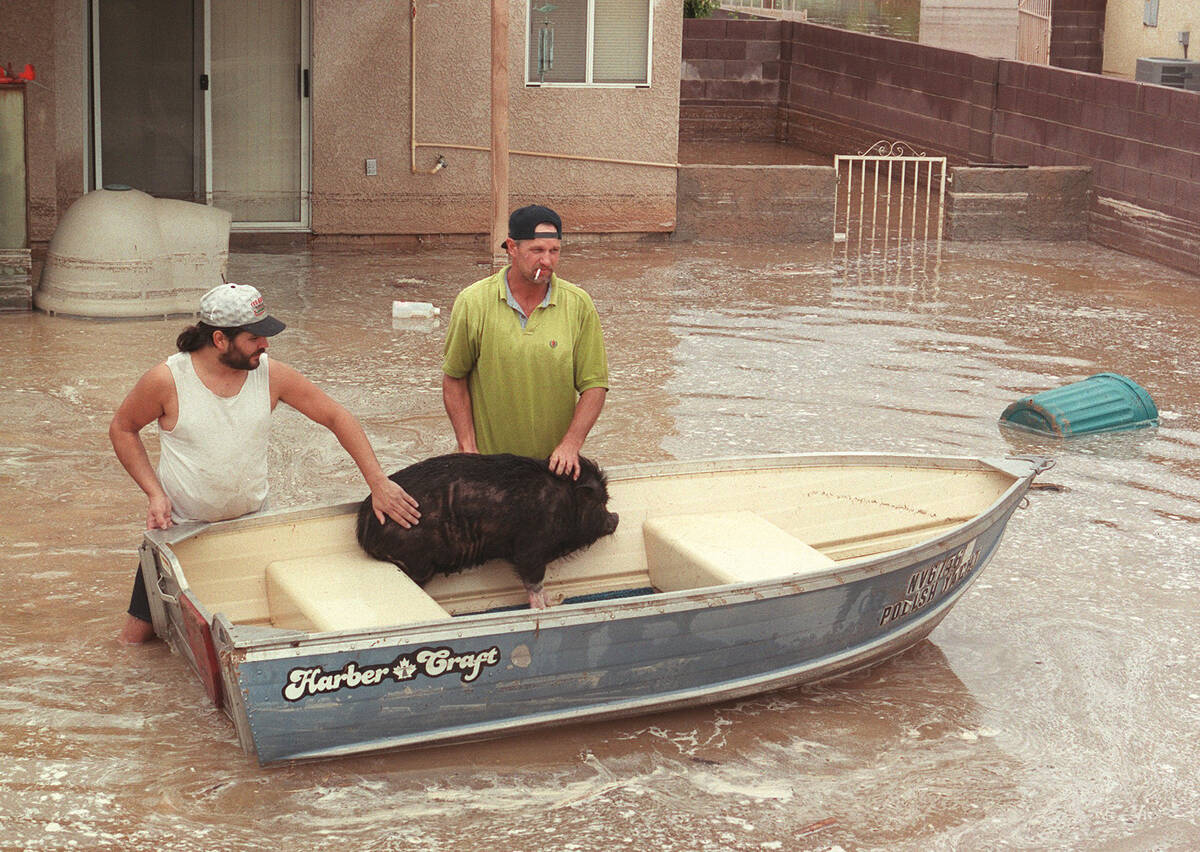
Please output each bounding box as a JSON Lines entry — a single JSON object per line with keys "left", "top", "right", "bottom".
{"left": 1000, "top": 373, "right": 1158, "bottom": 437}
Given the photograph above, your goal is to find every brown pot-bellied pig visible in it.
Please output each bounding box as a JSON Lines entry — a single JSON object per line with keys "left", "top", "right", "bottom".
{"left": 355, "top": 453, "right": 620, "bottom": 609}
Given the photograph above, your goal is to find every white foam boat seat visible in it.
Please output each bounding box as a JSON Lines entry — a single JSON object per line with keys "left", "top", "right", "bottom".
{"left": 644, "top": 510, "right": 836, "bottom": 592}
{"left": 266, "top": 551, "right": 449, "bottom": 632}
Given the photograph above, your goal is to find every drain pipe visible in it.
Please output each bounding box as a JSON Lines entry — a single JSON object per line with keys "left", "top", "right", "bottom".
{"left": 409, "top": 1, "right": 447, "bottom": 175}
{"left": 490, "top": 0, "right": 509, "bottom": 265}
{"left": 413, "top": 141, "right": 679, "bottom": 172}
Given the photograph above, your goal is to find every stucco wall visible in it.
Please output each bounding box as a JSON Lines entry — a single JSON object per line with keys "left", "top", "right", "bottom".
{"left": 0, "top": 0, "right": 87, "bottom": 245}
{"left": 1104, "top": 0, "right": 1196, "bottom": 79}
{"left": 313, "top": 0, "right": 682, "bottom": 237}
{"left": 3, "top": 0, "right": 680, "bottom": 245}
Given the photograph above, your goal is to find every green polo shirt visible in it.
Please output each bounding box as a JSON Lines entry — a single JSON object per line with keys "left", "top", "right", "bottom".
{"left": 443, "top": 267, "right": 609, "bottom": 459}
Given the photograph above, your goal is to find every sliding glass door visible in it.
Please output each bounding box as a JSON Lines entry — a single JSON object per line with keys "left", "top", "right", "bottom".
{"left": 92, "top": 0, "right": 310, "bottom": 229}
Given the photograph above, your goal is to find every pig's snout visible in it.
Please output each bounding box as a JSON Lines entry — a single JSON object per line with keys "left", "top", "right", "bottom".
{"left": 604, "top": 512, "right": 620, "bottom": 535}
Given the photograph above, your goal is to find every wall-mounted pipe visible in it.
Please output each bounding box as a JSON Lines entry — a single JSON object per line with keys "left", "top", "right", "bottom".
{"left": 415, "top": 141, "right": 680, "bottom": 171}
{"left": 490, "top": 0, "right": 508, "bottom": 265}
{"left": 410, "top": 1, "right": 420, "bottom": 174}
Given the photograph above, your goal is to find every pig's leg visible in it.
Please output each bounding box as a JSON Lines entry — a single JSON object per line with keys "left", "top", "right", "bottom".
{"left": 512, "top": 554, "right": 551, "bottom": 609}
{"left": 525, "top": 582, "right": 549, "bottom": 610}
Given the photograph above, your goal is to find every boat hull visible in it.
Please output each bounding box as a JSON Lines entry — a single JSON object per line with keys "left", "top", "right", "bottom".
{"left": 143, "top": 454, "right": 1042, "bottom": 765}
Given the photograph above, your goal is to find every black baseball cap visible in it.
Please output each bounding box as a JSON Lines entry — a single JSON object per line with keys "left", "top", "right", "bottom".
{"left": 502, "top": 204, "right": 562, "bottom": 248}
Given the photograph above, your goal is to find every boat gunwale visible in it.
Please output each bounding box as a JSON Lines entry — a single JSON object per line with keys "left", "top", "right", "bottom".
{"left": 147, "top": 453, "right": 1040, "bottom": 659}
{"left": 145, "top": 452, "right": 1033, "bottom": 553}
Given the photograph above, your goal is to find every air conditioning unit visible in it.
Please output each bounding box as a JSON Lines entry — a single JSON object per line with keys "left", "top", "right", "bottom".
{"left": 1135, "top": 57, "right": 1200, "bottom": 90}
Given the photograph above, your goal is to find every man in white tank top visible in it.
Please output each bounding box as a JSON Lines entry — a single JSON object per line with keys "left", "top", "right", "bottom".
{"left": 110, "top": 283, "right": 420, "bottom": 644}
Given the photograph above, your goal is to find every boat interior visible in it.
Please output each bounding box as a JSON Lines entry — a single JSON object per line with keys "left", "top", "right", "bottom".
{"left": 162, "top": 461, "right": 1017, "bottom": 633}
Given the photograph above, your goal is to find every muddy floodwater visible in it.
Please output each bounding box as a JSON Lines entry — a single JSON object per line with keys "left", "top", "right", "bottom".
{"left": 3, "top": 238, "right": 1199, "bottom": 850}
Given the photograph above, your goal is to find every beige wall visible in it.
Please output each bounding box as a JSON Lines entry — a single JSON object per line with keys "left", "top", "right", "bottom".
{"left": 919, "top": 0, "right": 1019, "bottom": 60}
{"left": 4, "top": 0, "right": 681, "bottom": 244}
{"left": 312, "top": 0, "right": 682, "bottom": 237}
{"left": 1104, "top": 0, "right": 1196, "bottom": 78}
{"left": 0, "top": 0, "right": 88, "bottom": 244}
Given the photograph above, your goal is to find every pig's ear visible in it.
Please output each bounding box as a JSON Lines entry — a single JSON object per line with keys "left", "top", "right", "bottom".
{"left": 575, "top": 476, "right": 607, "bottom": 499}
{"left": 578, "top": 456, "right": 607, "bottom": 486}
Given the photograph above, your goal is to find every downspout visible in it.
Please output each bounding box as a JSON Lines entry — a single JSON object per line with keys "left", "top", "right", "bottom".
{"left": 491, "top": 0, "right": 509, "bottom": 266}
{"left": 410, "top": 1, "right": 444, "bottom": 175}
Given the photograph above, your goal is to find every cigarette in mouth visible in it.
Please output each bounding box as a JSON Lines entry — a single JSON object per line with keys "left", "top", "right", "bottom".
{"left": 534, "top": 269, "right": 542, "bottom": 281}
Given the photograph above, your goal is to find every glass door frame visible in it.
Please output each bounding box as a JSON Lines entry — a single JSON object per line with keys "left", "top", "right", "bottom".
{"left": 89, "top": 0, "right": 311, "bottom": 231}
{"left": 202, "top": 0, "right": 312, "bottom": 232}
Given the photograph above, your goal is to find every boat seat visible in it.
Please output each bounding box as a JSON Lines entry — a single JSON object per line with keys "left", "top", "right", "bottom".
{"left": 643, "top": 510, "right": 836, "bottom": 592}
{"left": 265, "top": 551, "right": 449, "bottom": 632}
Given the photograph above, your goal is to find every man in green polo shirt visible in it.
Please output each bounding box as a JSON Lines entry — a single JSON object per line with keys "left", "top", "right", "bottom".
{"left": 442, "top": 204, "right": 608, "bottom": 480}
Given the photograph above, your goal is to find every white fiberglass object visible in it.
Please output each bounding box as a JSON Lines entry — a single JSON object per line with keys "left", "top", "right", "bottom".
{"left": 35, "top": 187, "right": 232, "bottom": 318}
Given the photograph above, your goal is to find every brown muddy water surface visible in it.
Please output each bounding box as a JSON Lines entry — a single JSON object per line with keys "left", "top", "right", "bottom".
{"left": 2, "top": 240, "right": 1199, "bottom": 850}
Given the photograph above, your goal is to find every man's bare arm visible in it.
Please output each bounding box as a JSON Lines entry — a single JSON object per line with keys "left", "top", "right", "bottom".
{"left": 272, "top": 360, "right": 420, "bottom": 527}
{"left": 548, "top": 387, "right": 607, "bottom": 479}
{"left": 442, "top": 373, "right": 479, "bottom": 454}
{"left": 109, "top": 363, "right": 174, "bottom": 529}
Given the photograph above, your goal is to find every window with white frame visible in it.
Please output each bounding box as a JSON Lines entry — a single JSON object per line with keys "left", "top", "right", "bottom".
{"left": 527, "top": 0, "right": 652, "bottom": 86}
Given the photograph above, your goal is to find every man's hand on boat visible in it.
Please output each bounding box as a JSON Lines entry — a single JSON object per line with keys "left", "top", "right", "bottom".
{"left": 147, "top": 492, "right": 174, "bottom": 530}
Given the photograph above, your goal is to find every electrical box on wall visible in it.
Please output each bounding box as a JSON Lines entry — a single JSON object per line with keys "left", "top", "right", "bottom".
{"left": 365, "top": 158, "right": 378, "bottom": 176}
{"left": 1144, "top": 0, "right": 1159, "bottom": 27}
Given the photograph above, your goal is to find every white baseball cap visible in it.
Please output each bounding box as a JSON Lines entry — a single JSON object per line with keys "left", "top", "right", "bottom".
{"left": 199, "top": 283, "right": 286, "bottom": 336}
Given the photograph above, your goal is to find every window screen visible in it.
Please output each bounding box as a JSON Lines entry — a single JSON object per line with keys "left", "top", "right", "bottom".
{"left": 594, "top": 0, "right": 649, "bottom": 83}
{"left": 527, "top": 0, "right": 651, "bottom": 85}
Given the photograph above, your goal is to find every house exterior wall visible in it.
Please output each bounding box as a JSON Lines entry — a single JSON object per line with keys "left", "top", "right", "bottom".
{"left": 314, "top": 0, "right": 682, "bottom": 237}
{"left": 1103, "top": 0, "right": 1195, "bottom": 79}
{"left": 0, "top": 0, "right": 89, "bottom": 245}
{"left": 1, "top": 0, "right": 681, "bottom": 246}
{"left": 680, "top": 17, "right": 1200, "bottom": 275}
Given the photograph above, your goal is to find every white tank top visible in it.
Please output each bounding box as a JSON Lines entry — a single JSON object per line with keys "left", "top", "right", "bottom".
{"left": 158, "top": 350, "right": 272, "bottom": 522}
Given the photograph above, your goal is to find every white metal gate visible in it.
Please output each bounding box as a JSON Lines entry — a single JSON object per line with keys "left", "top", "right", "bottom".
{"left": 718, "top": 1, "right": 808, "bottom": 22}
{"left": 834, "top": 141, "right": 946, "bottom": 251}
{"left": 833, "top": 141, "right": 947, "bottom": 299}
{"left": 1017, "top": 0, "right": 1051, "bottom": 65}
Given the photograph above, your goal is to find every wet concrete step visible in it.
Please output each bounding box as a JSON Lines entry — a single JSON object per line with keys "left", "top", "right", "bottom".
{"left": 0, "top": 249, "right": 32, "bottom": 312}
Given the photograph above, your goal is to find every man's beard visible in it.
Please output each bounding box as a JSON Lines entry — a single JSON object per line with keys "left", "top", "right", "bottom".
{"left": 218, "top": 347, "right": 262, "bottom": 371}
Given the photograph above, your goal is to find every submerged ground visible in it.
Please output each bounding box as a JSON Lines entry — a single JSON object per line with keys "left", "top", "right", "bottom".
{"left": 2, "top": 238, "right": 1198, "bottom": 849}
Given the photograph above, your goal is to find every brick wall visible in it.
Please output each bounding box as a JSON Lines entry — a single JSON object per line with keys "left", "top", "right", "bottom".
{"left": 680, "top": 18, "right": 1200, "bottom": 276}
{"left": 993, "top": 62, "right": 1200, "bottom": 273}
{"left": 680, "top": 18, "right": 785, "bottom": 141}
{"left": 781, "top": 25, "right": 998, "bottom": 162}
{"left": 674, "top": 165, "right": 834, "bottom": 241}
{"left": 946, "top": 166, "right": 1091, "bottom": 240}
{"left": 1049, "top": 0, "right": 1106, "bottom": 75}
